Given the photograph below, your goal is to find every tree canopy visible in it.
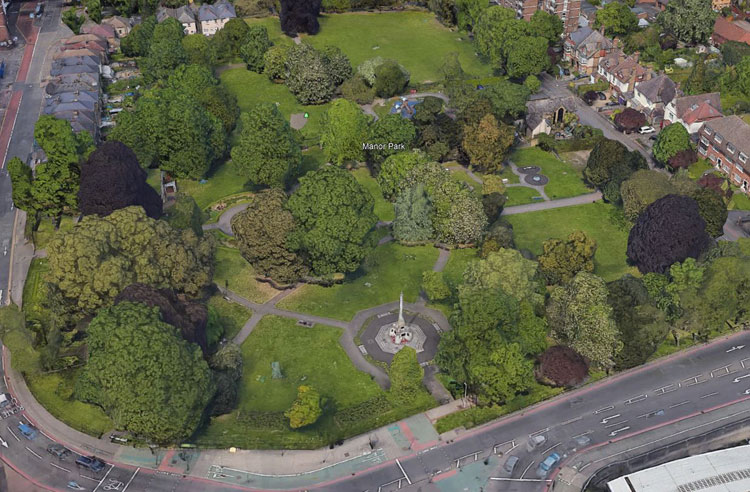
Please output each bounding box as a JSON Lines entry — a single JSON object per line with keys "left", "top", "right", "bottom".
{"left": 366, "top": 115, "right": 416, "bottom": 172}
{"left": 690, "top": 187, "right": 728, "bottom": 238}
{"left": 537, "top": 346, "right": 589, "bottom": 387}
{"left": 389, "top": 347, "right": 425, "bottom": 404}
{"left": 393, "top": 184, "right": 434, "bottom": 243}
{"left": 285, "top": 385, "right": 323, "bottom": 428}
{"left": 280, "top": 0, "right": 321, "bottom": 36}
{"left": 462, "top": 248, "right": 544, "bottom": 308}
{"left": 140, "top": 18, "right": 187, "bottom": 82}
{"left": 461, "top": 114, "right": 514, "bottom": 173}
{"left": 658, "top": 0, "right": 715, "bottom": 45}
{"left": 320, "top": 99, "right": 370, "bottom": 166}
{"left": 594, "top": 2, "right": 639, "bottom": 36}
{"left": 75, "top": 302, "right": 213, "bottom": 443}
{"left": 538, "top": 231, "right": 597, "bottom": 285}
{"left": 285, "top": 43, "right": 335, "bottom": 104}
{"left": 620, "top": 169, "right": 676, "bottom": 220}
{"left": 584, "top": 137, "right": 647, "bottom": 203}
{"left": 653, "top": 123, "right": 691, "bottom": 165}
{"left": 378, "top": 150, "right": 429, "bottom": 200}
{"left": 240, "top": 25, "right": 273, "bottom": 72}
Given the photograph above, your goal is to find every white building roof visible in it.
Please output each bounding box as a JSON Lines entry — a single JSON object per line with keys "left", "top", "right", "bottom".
{"left": 608, "top": 445, "right": 750, "bottom": 492}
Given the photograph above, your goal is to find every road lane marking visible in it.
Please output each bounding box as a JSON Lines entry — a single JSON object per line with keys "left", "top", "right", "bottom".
{"left": 79, "top": 475, "right": 101, "bottom": 482}
{"left": 726, "top": 345, "right": 745, "bottom": 353}
{"left": 636, "top": 410, "right": 664, "bottom": 419}
{"left": 710, "top": 365, "right": 731, "bottom": 378}
{"left": 530, "top": 427, "right": 549, "bottom": 437}
{"left": 669, "top": 401, "right": 690, "bottom": 409}
{"left": 541, "top": 443, "right": 560, "bottom": 455}
{"left": 521, "top": 460, "right": 535, "bottom": 478}
{"left": 573, "top": 431, "right": 593, "bottom": 439}
{"left": 653, "top": 384, "right": 679, "bottom": 395}
{"left": 395, "top": 459, "right": 411, "bottom": 485}
{"left": 92, "top": 465, "right": 114, "bottom": 492}
{"left": 740, "top": 358, "right": 750, "bottom": 369}
{"left": 561, "top": 416, "right": 582, "bottom": 426}
{"left": 594, "top": 406, "right": 614, "bottom": 414}
{"left": 732, "top": 374, "right": 750, "bottom": 383}
{"left": 25, "top": 446, "right": 42, "bottom": 460}
{"left": 700, "top": 392, "right": 719, "bottom": 399}
{"left": 600, "top": 414, "right": 621, "bottom": 424}
{"left": 7, "top": 428, "right": 19, "bottom": 441}
{"left": 493, "top": 440, "right": 516, "bottom": 455}
{"left": 683, "top": 375, "right": 706, "bottom": 386}
{"left": 604, "top": 421, "right": 629, "bottom": 429}
{"left": 455, "top": 451, "right": 481, "bottom": 467}
{"left": 624, "top": 394, "right": 647, "bottom": 405}
{"left": 608, "top": 426, "right": 630, "bottom": 437}
{"left": 50, "top": 462, "right": 70, "bottom": 473}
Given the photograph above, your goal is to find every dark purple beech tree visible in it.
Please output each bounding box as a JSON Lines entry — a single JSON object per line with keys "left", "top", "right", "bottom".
{"left": 626, "top": 194, "right": 711, "bottom": 274}
{"left": 536, "top": 345, "right": 589, "bottom": 388}
{"left": 78, "top": 141, "right": 162, "bottom": 219}
{"left": 280, "top": 0, "right": 322, "bottom": 36}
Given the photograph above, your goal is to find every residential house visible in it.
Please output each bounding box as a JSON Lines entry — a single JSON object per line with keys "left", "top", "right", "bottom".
{"left": 564, "top": 27, "right": 614, "bottom": 75}
{"left": 80, "top": 23, "right": 119, "bottom": 51}
{"left": 597, "top": 50, "right": 651, "bottom": 96}
{"left": 664, "top": 92, "right": 723, "bottom": 133}
{"left": 631, "top": 4, "right": 660, "bottom": 25}
{"left": 711, "top": 16, "right": 750, "bottom": 45}
{"left": 196, "top": 0, "right": 236, "bottom": 36}
{"left": 630, "top": 74, "right": 678, "bottom": 126}
{"left": 45, "top": 73, "right": 100, "bottom": 95}
{"left": 698, "top": 115, "right": 750, "bottom": 193}
{"left": 156, "top": 6, "right": 198, "bottom": 35}
{"left": 497, "top": 0, "right": 581, "bottom": 35}
{"left": 525, "top": 95, "right": 578, "bottom": 137}
{"left": 578, "top": 1, "right": 597, "bottom": 27}
{"left": 55, "top": 47, "right": 106, "bottom": 63}
{"left": 52, "top": 110, "right": 98, "bottom": 138}
{"left": 635, "top": 0, "right": 669, "bottom": 11}
{"left": 101, "top": 16, "right": 131, "bottom": 38}
{"left": 53, "top": 52, "right": 102, "bottom": 68}
{"left": 50, "top": 60, "right": 100, "bottom": 76}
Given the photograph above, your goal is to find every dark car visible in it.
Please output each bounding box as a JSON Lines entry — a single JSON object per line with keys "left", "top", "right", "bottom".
{"left": 47, "top": 443, "right": 71, "bottom": 460}
{"left": 76, "top": 455, "right": 106, "bottom": 473}
{"left": 597, "top": 92, "right": 606, "bottom": 100}
{"left": 563, "top": 68, "right": 570, "bottom": 76}
{"left": 605, "top": 102, "right": 619, "bottom": 107}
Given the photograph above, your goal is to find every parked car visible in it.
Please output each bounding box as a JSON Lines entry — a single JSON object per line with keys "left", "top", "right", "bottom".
{"left": 638, "top": 126, "right": 656, "bottom": 134}
{"left": 75, "top": 455, "right": 106, "bottom": 473}
{"left": 527, "top": 434, "right": 547, "bottom": 452}
{"left": 649, "top": 134, "right": 658, "bottom": 141}
{"left": 17, "top": 423, "right": 37, "bottom": 440}
{"left": 504, "top": 455, "right": 520, "bottom": 474}
{"left": 47, "top": 443, "right": 71, "bottom": 460}
{"left": 537, "top": 452, "right": 561, "bottom": 478}
{"left": 597, "top": 92, "right": 606, "bottom": 100}
{"left": 574, "top": 74, "right": 588, "bottom": 80}
{"left": 605, "top": 102, "right": 619, "bottom": 107}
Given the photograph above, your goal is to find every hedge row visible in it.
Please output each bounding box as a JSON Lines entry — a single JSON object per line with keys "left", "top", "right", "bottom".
{"left": 333, "top": 395, "right": 392, "bottom": 427}
{"left": 237, "top": 410, "right": 288, "bottom": 430}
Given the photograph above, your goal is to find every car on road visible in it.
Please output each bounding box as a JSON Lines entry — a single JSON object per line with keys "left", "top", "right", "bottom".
{"left": 75, "top": 455, "right": 105, "bottom": 473}
{"left": 504, "top": 455, "right": 519, "bottom": 474}
{"left": 537, "top": 452, "right": 561, "bottom": 478}
{"left": 638, "top": 126, "right": 656, "bottom": 134}
{"left": 649, "top": 134, "right": 658, "bottom": 141}
{"left": 527, "top": 434, "right": 547, "bottom": 452}
{"left": 597, "top": 91, "right": 606, "bottom": 100}
{"left": 18, "top": 423, "right": 37, "bottom": 440}
{"left": 47, "top": 443, "right": 71, "bottom": 460}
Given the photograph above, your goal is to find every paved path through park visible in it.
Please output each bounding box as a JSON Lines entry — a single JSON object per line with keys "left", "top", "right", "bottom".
{"left": 201, "top": 202, "right": 250, "bottom": 236}
{"left": 501, "top": 190, "right": 603, "bottom": 215}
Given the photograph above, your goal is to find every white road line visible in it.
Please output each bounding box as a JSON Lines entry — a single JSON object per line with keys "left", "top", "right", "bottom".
{"left": 395, "top": 459, "right": 411, "bottom": 485}
{"left": 25, "top": 446, "right": 42, "bottom": 460}
{"left": 561, "top": 416, "right": 582, "bottom": 426}
{"left": 683, "top": 375, "right": 706, "bottom": 386}
{"left": 710, "top": 366, "right": 730, "bottom": 378}
{"left": 79, "top": 475, "right": 100, "bottom": 482}
{"left": 493, "top": 440, "right": 516, "bottom": 454}
{"left": 594, "top": 405, "right": 614, "bottom": 414}
{"left": 50, "top": 462, "right": 70, "bottom": 473}
{"left": 530, "top": 427, "right": 549, "bottom": 437}
{"left": 7, "top": 428, "right": 19, "bottom": 442}
{"left": 122, "top": 467, "right": 140, "bottom": 491}
{"left": 636, "top": 410, "right": 664, "bottom": 419}
{"left": 608, "top": 426, "right": 630, "bottom": 437}
{"left": 669, "top": 400, "right": 690, "bottom": 409}
{"left": 521, "top": 460, "right": 535, "bottom": 478}
{"left": 604, "top": 421, "right": 629, "bottom": 429}
{"left": 541, "top": 443, "right": 560, "bottom": 455}
{"left": 732, "top": 374, "right": 750, "bottom": 383}
{"left": 740, "top": 358, "right": 750, "bottom": 369}
{"left": 700, "top": 392, "right": 719, "bottom": 399}
{"left": 653, "top": 384, "right": 679, "bottom": 395}
{"left": 600, "top": 414, "right": 621, "bottom": 424}
{"left": 624, "top": 394, "right": 648, "bottom": 405}
{"left": 573, "top": 431, "right": 594, "bottom": 439}
{"left": 716, "top": 371, "right": 737, "bottom": 378}
{"left": 92, "top": 465, "right": 114, "bottom": 491}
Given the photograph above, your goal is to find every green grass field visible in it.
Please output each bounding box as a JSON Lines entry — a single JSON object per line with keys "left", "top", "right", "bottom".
{"left": 442, "top": 248, "right": 478, "bottom": 289}
{"left": 31, "top": 217, "right": 74, "bottom": 250}
{"left": 688, "top": 159, "right": 713, "bottom": 180}
{"left": 509, "top": 148, "right": 592, "bottom": 200}
{"left": 352, "top": 168, "right": 395, "bottom": 222}
{"left": 505, "top": 186, "right": 542, "bottom": 206}
{"left": 450, "top": 169, "right": 482, "bottom": 197}
{"left": 506, "top": 202, "right": 636, "bottom": 281}
{"left": 302, "top": 12, "right": 493, "bottom": 83}
{"left": 22, "top": 258, "right": 49, "bottom": 325}
{"left": 214, "top": 246, "right": 279, "bottom": 303}
{"left": 178, "top": 161, "right": 252, "bottom": 210}
{"left": 278, "top": 243, "right": 439, "bottom": 321}
{"left": 730, "top": 191, "right": 750, "bottom": 210}
{"left": 207, "top": 294, "right": 253, "bottom": 341}
{"left": 196, "top": 315, "right": 433, "bottom": 449}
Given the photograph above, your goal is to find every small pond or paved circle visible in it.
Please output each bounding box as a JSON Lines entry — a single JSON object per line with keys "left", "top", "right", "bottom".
{"left": 524, "top": 173, "right": 549, "bottom": 186}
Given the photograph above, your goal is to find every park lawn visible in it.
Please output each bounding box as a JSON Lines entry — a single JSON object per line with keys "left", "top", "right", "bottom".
{"left": 504, "top": 186, "right": 542, "bottom": 206}
{"left": 207, "top": 294, "right": 252, "bottom": 341}
{"left": 302, "top": 12, "right": 493, "bottom": 83}
{"left": 278, "top": 243, "right": 439, "bottom": 321}
{"left": 442, "top": 248, "right": 478, "bottom": 289}
{"left": 730, "top": 191, "right": 750, "bottom": 210}
{"left": 505, "top": 202, "right": 637, "bottom": 281}
{"left": 352, "top": 168, "right": 395, "bottom": 222}
{"left": 26, "top": 370, "right": 114, "bottom": 438}
{"left": 245, "top": 16, "right": 290, "bottom": 46}
{"left": 22, "top": 258, "right": 50, "bottom": 325}
{"left": 509, "top": 147, "right": 591, "bottom": 200}
{"left": 178, "top": 160, "right": 252, "bottom": 210}
{"left": 498, "top": 165, "right": 520, "bottom": 184}
{"left": 688, "top": 159, "right": 713, "bottom": 180}
{"left": 213, "top": 246, "right": 279, "bottom": 303}
{"left": 31, "top": 216, "right": 75, "bottom": 250}
{"left": 220, "top": 68, "right": 330, "bottom": 144}
{"left": 450, "top": 169, "right": 482, "bottom": 197}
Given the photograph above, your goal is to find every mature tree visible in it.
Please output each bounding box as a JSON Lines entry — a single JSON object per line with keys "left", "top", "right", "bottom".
{"left": 374, "top": 60, "right": 410, "bottom": 98}
{"left": 75, "top": 302, "right": 212, "bottom": 443}
{"left": 506, "top": 36, "right": 550, "bottom": 79}
{"left": 321, "top": 45, "right": 353, "bottom": 86}
{"left": 463, "top": 248, "right": 544, "bottom": 308}
{"left": 536, "top": 346, "right": 589, "bottom": 387}
{"left": 287, "top": 167, "right": 377, "bottom": 275}
{"left": 627, "top": 195, "right": 711, "bottom": 274}
{"left": 698, "top": 173, "right": 730, "bottom": 199}
{"left": 211, "top": 18, "right": 251, "bottom": 61}
{"left": 524, "top": 74, "right": 541, "bottom": 93}
{"left": 357, "top": 56, "right": 384, "bottom": 86}
{"left": 85, "top": 0, "right": 102, "bottom": 23}
{"left": 140, "top": 18, "right": 187, "bottom": 82}
{"left": 164, "top": 194, "right": 206, "bottom": 237}
{"left": 691, "top": 187, "right": 728, "bottom": 238}
{"left": 653, "top": 123, "right": 691, "bottom": 165}
{"left": 231, "top": 189, "right": 307, "bottom": 283}
{"left": 658, "top": 0, "right": 715, "bottom": 45}
{"left": 182, "top": 33, "right": 215, "bottom": 66}
{"left": 240, "top": 25, "right": 273, "bottom": 72}
{"left": 607, "top": 275, "right": 668, "bottom": 369}
{"left": 422, "top": 271, "right": 450, "bottom": 301}
{"left": 482, "top": 80, "right": 531, "bottom": 122}
{"left": 594, "top": 2, "right": 638, "bottom": 36}
{"left": 667, "top": 149, "right": 697, "bottom": 172}
{"left": 620, "top": 169, "right": 676, "bottom": 220}
{"left": 62, "top": 9, "right": 84, "bottom": 34}
{"left": 46, "top": 207, "right": 214, "bottom": 320}
{"left": 389, "top": 347, "right": 425, "bottom": 404}
{"left": 584, "top": 138, "right": 647, "bottom": 203}
{"left": 114, "top": 284, "right": 208, "bottom": 353}
{"left": 736, "top": 56, "right": 750, "bottom": 97}
{"left": 474, "top": 6, "right": 526, "bottom": 69}
{"left": 393, "top": 184, "right": 434, "bottom": 243}
{"left": 7, "top": 158, "right": 34, "bottom": 213}
{"left": 320, "top": 99, "right": 369, "bottom": 166}
{"left": 280, "top": 0, "right": 321, "bottom": 36}
{"left": 454, "top": 0, "right": 489, "bottom": 30}
{"left": 720, "top": 41, "right": 750, "bottom": 66}
{"left": 529, "top": 10, "right": 563, "bottom": 44}
{"left": 482, "top": 192, "right": 507, "bottom": 221}
{"left": 121, "top": 16, "right": 156, "bottom": 57}
{"left": 231, "top": 103, "right": 301, "bottom": 187}
{"left": 366, "top": 115, "right": 416, "bottom": 172}
{"left": 480, "top": 219, "right": 515, "bottom": 257}
{"left": 340, "top": 74, "right": 376, "bottom": 104}
{"left": 418, "top": 113, "right": 462, "bottom": 161}
{"left": 614, "top": 108, "right": 647, "bottom": 133}
{"left": 462, "top": 114, "right": 514, "bottom": 172}
{"left": 264, "top": 44, "right": 290, "bottom": 81}
{"left": 285, "top": 43, "right": 335, "bottom": 104}
{"left": 78, "top": 141, "right": 162, "bottom": 219}
{"left": 429, "top": 0, "right": 458, "bottom": 26}
{"left": 285, "top": 385, "right": 322, "bottom": 428}
{"left": 431, "top": 182, "right": 487, "bottom": 245}
{"left": 208, "top": 343, "right": 243, "bottom": 415}
{"left": 167, "top": 64, "right": 239, "bottom": 133}
{"left": 413, "top": 96, "right": 444, "bottom": 126}
{"left": 378, "top": 150, "right": 429, "bottom": 200}
{"left": 547, "top": 272, "right": 621, "bottom": 367}
{"left": 538, "top": 231, "right": 597, "bottom": 285}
